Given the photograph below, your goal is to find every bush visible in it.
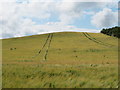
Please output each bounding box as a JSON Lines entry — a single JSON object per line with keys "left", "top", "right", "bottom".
{"left": 100, "top": 26, "right": 120, "bottom": 38}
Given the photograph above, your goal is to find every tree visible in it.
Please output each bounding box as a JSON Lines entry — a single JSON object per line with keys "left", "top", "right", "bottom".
{"left": 100, "top": 26, "right": 120, "bottom": 38}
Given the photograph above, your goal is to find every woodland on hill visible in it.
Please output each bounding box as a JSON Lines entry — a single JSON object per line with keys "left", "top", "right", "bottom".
{"left": 101, "top": 26, "right": 120, "bottom": 38}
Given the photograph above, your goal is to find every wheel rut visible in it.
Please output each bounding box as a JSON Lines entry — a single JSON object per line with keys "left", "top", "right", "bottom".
{"left": 83, "top": 32, "right": 115, "bottom": 48}
{"left": 32, "top": 33, "right": 53, "bottom": 61}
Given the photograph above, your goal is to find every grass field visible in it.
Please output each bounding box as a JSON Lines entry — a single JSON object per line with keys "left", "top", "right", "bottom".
{"left": 2, "top": 32, "right": 119, "bottom": 88}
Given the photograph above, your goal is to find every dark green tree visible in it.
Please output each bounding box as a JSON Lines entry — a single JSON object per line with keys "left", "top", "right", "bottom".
{"left": 100, "top": 26, "right": 120, "bottom": 38}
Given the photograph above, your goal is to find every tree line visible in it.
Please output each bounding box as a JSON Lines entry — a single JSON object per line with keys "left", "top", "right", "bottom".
{"left": 100, "top": 26, "right": 120, "bottom": 38}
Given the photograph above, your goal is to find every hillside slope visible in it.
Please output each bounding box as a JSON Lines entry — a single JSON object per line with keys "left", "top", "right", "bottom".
{"left": 2, "top": 32, "right": 118, "bottom": 88}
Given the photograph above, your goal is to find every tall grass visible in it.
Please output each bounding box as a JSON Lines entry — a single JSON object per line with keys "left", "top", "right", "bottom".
{"left": 2, "top": 32, "right": 118, "bottom": 88}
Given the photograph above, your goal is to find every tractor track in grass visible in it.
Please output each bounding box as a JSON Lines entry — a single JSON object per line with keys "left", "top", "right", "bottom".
{"left": 44, "top": 33, "right": 53, "bottom": 61}
{"left": 83, "top": 32, "right": 115, "bottom": 48}
{"left": 85, "top": 32, "right": 115, "bottom": 47}
{"left": 32, "top": 33, "right": 51, "bottom": 58}
{"left": 32, "top": 33, "right": 53, "bottom": 61}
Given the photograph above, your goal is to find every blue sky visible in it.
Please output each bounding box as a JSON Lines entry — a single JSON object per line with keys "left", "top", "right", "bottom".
{"left": 0, "top": 0, "right": 119, "bottom": 39}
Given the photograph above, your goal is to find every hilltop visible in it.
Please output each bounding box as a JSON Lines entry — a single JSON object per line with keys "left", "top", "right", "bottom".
{"left": 2, "top": 32, "right": 118, "bottom": 88}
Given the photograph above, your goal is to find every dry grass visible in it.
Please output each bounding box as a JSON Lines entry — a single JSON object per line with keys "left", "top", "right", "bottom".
{"left": 2, "top": 32, "right": 119, "bottom": 88}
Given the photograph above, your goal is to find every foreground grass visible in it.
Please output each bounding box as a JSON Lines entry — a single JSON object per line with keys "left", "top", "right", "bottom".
{"left": 3, "top": 64, "right": 118, "bottom": 88}
{"left": 2, "top": 32, "right": 118, "bottom": 88}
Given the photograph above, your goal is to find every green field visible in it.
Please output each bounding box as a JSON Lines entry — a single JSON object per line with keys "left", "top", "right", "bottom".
{"left": 2, "top": 32, "right": 119, "bottom": 88}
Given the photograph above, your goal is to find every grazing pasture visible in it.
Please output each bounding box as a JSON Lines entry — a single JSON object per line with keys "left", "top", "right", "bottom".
{"left": 2, "top": 32, "right": 119, "bottom": 88}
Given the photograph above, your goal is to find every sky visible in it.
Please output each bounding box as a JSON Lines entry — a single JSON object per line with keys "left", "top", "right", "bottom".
{"left": 0, "top": 0, "right": 119, "bottom": 39}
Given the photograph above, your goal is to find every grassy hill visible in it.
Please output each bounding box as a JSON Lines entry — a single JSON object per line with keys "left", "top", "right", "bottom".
{"left": 2, "top": 32, "right": 119, "bottom": 88}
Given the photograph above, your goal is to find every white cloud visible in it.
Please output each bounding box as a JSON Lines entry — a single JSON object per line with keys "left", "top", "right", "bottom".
{"left": 58, "top": 2, "right": 79, "bottom": 24}
{"left": 91, "top": 8, "right": 118, "bottom": 28}
{"left": 0, "top": 1, "right": 118, "bottom": 39}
